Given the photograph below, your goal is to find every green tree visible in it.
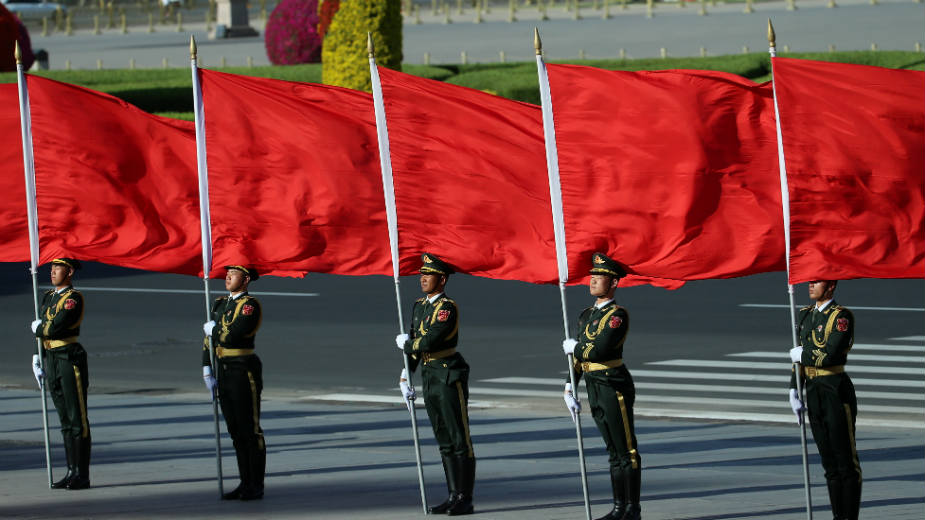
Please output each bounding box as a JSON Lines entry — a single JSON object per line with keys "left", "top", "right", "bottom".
{"left": 322, "top": 0, "right": 402, "bottom": 92}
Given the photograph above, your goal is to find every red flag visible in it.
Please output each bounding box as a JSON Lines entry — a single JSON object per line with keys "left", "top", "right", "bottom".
{"left": 201, "top": 69, "right": 391, "bottom": 278}
{"left": 773, "top": 57, "right": 925, "bottom": 283}
{"left": 378, "top": 66, "right": 560, "bottom": 283}
{"left": 0, "top": 83, "right": 29, "bottom": 262}
{"left": 547, "top": 64, "right": 784, "bottom": 284}
{"left": 28, "top": 76, "right": 202, "bottom": 274}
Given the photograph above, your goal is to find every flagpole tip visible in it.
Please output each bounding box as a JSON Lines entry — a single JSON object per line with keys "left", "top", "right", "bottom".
{"left": 14, "top": 40, "right": 21, "bottom": 65}
{"left": 767, "top": 19, "right": 776, "bottom": 48}
{"left": 367, "top": 32, "right": 375, "bottom": 59}
{"left": 534, "top": 27, "right": 542, "bottom": 55}
{"left": 190, "top": 35, "right": 197, "bottom": 59}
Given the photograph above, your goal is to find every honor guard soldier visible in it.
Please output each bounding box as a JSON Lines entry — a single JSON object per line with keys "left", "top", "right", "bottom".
{"left": 202, "top": 265, "right": 266, "bottom": 501}
{"left": 29, "top": 258, "right": 92, "bottom": 490}
{"left": 788, "top": 281, "right": 861, "bottom": 520}
{"left": 395, "top": 253, "right": 476, "bottom": 516}
{"left": 562, "top": 253, "right": 641, "bottom": 520}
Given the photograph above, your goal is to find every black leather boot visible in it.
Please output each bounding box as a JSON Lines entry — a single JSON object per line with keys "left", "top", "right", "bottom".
{"left": 447, "top": 456, "right": 475, "bottom": 516}
{"left": 240, "top": 445, "right": 265, "bottom": 501}
{"left": 67, "top": 436, "right": 91, "bottom": 490}
{"left": 222, "top": 448, "right": 249, "bottom": 500}
{"left": 623, "top": 503, "right": 642, "bottom": 520}
{"left": 622, "top": 467, "right": 641, "bottom": 520}
{"left": 428, "top": 455, "right": 457, "bottom": 514}
{"left": 51, "top": 436, "right": 76, "bottom": 489}
{"left": 826, "top": 478, "right": 844, "bottom": 519}
{"left": 595, "top": 465, "right": 627, "bottom": 520}
{"left": 842, "top": 477, "right": 861, "bottom": 520}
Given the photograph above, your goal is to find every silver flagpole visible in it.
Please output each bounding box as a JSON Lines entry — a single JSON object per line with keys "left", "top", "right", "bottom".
{"left": 367, "top": 33, "right": 428, "bottom": 513}
{"left": 534, "top": 28, "right": 593, "bottom": 520}
{"left": 768, "top": 19, "right": 813, "bottom": 520}
{"left": 190, "top": 36, "right": 224, "bottom": 498}
{"left": 15, "top": 41, "right": 54, "bottom": 489}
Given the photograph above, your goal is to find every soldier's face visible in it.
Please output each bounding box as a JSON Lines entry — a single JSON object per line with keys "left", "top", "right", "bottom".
{"left": 808, "top": 280, "right": 835, "bottom": 301}
{"left": 50, "top": 265, "right": 72, "bottom": 287}
{"left": 420, "top": 274, "right": 445, "bottom": 294}
{"left": 589, "top": 274, "right": 616, "bottom": 298}
{"left": 225, "top": 269, "right": 249, "bottom": 293}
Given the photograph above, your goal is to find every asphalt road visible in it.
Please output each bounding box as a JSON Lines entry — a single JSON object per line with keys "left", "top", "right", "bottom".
{"left": 1, "top": 261, "right": 922, "bottom": 426}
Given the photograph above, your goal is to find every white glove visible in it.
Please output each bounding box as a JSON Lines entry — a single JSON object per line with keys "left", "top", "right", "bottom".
{"left": 562, "top": 338, "right": 578, "bottom": 355}
{"left": 203, "top": 366, "right": 217, "bottom": 400}
{"left": 789, "top": 346, "right": 804, "bottom": 364}
{"left": 399, "top": 369, "right": 415, "bottom": 412}
{"left": 789, "top": 388, "right": 805, "bottom": 425}
{"left": 203, "top": 321, "right": 216, "bottom": 337}
{"left": 563, "top": 382, "right": 581, "bottom": 423}
{"left": 31, "top": 319, "right": 42, "bottom": 334}
{"left": 395, "top": 333, "right": 409, "bottom": 350}
{"left": 31, "top": 355, "right": 44, "bottom": 387}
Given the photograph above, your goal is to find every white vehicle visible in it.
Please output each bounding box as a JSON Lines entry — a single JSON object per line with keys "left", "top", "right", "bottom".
{"left": 2, "top": 0, "right": 64, "bottom": 20}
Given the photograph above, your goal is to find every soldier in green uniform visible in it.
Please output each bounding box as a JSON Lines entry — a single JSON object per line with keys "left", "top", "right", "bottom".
{"left": 562, "top": 253, "right": 641, "bottom": 520}
{"left": 29, "top": 258, "right": 92, "bottom": 490}
{"left": 788, "top": 280, "right": 861, "bottom": 520}
{"left": 201, "top": 265, "right": 266, "bottom": 501}
{"left": 395, "top": 253, "right": 475, "bottom": 516}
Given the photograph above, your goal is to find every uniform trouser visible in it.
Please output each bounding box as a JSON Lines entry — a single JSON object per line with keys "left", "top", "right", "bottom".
{"left": 586, "top": 376, "right": 641, "bottom": 504}
{"left": 45, "top": 345, "right": 91, "bottom": 442}
{"left": 806, "top": 374, "right": 861, "bottom": 519}
{"left": 422, "top": 364, "right": 476, "bottom": 501}
{"left": 218, "top": 356, "right": 265, "bottom": 490}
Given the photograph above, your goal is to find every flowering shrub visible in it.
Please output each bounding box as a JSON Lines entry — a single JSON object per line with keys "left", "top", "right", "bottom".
{"left": 322, "top": 0, "right": 401, "bottom": 92}
{"left": 264, "top": 0, "right": 322, "bottom": 65}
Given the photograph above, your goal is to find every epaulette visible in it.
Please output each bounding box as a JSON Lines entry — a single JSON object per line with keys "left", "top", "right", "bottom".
{"left": 44, "top": 289, "right": 54, "bottom": 296}
{"left": 800, "top": 305, "right": 812, "bottom": 311}
{"left": 441, "top": 297, "right": 456, "bottom": 305}
{"left": 416, "top": 296, "right": 426, "bottom": 303}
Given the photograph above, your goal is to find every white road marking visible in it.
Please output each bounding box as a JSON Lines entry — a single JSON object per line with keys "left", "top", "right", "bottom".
{"left": 740, "top": 303, "right": 924, "bottom": 312}
{"left": 302, "top": 393, "right": 503, "bottom": 409}
{"left": 890, "top": 335, "right": 925, "bottom": 342}
{"left": 852, "top": 343, "right": 925, "bottom": 352}
{"left": 40, "top": 285, "right": 319, "bottom": 297}
{"left": 729, "top": 351, "right": 924, "bottom": 363}
{"left": 648, "top": 359, "right": 924, "bottom": 375}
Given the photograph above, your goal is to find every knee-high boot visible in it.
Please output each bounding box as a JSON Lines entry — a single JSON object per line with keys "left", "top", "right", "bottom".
{"left": 622, "top": 467, "right": 642, "bottom": 520}
{"left": 51, "top": 435, "right": 76, "bottom": 489}
{"left": 595, "top": 465, "right": 627, "bottom": 520}
{"left": 67, "top": 435, "right": 91, "bottom": 490}
{"left": 826, "top": 478, "right": 844, "bottom": 519}
{"left": 429, "top": 455, "right": 458, "bottom": 514}
{"left": 842, "top": 477, "right": 861, "bottom": 520}
{"left": 447, "top": 456, "right": 475, "bottom": 516}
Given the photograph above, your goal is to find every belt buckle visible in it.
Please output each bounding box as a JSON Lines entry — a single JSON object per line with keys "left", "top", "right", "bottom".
{"left": 805, "top": 367, "right": 816, "bottom": 378}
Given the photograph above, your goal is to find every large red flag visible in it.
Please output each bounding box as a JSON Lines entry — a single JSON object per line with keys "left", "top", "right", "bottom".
{"left": 28, "top": 76, "right": 202, "bottom": 274}
{"left": 378, "top": 67, "right": 560, "bottom": 283}
{"left": 547, "top": 64, "right": 784, "bottom": 283}
{"left": 201, "top": 69, "right": 391, "bottom": 278}
{"left": 0, "top": 83, "right": 29, "bottom": 263}
{"left": 773, "top": 57, "right": 925, "bottom": 283}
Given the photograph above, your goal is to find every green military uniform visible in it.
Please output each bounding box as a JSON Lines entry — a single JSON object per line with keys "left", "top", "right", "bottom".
{"left": 401, "top": 253, "right": 475, "bottom": 515}
{"left": 571, "top": 253, "right": 641, "bottom": 520}
{"left": 791, "top": 301, "right": 861, "bottom": 520}
{"left": 34, "top": 258, "right": 92, "bottom": 490}
{"left": 203, "top": 265, "right": 265, "bottom": 501}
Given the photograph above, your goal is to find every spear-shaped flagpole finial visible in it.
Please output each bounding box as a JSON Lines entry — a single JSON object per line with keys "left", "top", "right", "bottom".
{"left": 367, "top": 32, "right": 375, "bottom": 59}
{"left": 190, "top": 35, "right": 197, "bottom": 59}
{"left": 534, "top": 27, "right": 542, "bottom": 56}
{"left": 14, "top": 40, "right": 21, "bottom": 65}
{"left": 767, "top": 19, "right": 776, "bottom": 49}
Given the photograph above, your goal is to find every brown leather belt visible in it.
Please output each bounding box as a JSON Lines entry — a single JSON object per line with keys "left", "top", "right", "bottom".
{"left": 423, "top": 348, "right": 456, "bottom": 363}
{"left": 804, "top": 365, "right": 845, "bottom": 378}
{"left": 43, "top": 337, "right": 78, "bottom": 350}
{"left": 216, "top": 347, "right": 255, "bottom": 358}
{"left": 581, "top": 359, "right": 624, "bottom": 372}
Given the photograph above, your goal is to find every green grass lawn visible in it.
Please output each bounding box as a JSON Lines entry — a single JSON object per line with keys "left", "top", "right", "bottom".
{"left": 2, "top": 51, "right": 921, "bottom": 121}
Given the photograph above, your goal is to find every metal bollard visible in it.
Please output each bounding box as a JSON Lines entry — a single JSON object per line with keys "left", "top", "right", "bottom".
{"left": 93, "top": 15, "right": 101, "bottom": 35}
{"left": 148, "top": 12, "right": 155, "bottom": 32}
{"left": 97, "top": 58, "right": 103, "bottom": 70}
{"left": 220, "top": 56, "right": 227, "bottom": 67}
{"left": 65, "top": 59, "right": 72, "bottom": 70}
{"left": 499, "top": 50, "right": 506, "bottom": 62}
{"left": 424, "top": 52, "right": 431, "bottom": 65}
{"left": 743, "top": 0, "right": 753, "bottom": 13}
{"left": 129, "top": 58, "right": 135, "bottom": 69}
{"left": 646, "top": 0, "right": 654, "bottom": 18}
{"left": 660, "top": 47, "right": 667, "bottom": 59}
{"left": 247, "top": 56, "right": 253, "bottom": 68}
{"left": 162, "top": 57, "right": 169, "bottom": 69}
{"left": 461, "top": 50, "right": 468, "bottom": 64}
{"left": 121, "top": 13, "right": 127, "bottom": 34}
{"left": 618, "top": 48, "right": 626, "bottom": 60}
{"left": 508, "top": 0, "right": 516, "bottom": 22}
{"left": 700, "top": 46, "right": 707, "bottom": 57}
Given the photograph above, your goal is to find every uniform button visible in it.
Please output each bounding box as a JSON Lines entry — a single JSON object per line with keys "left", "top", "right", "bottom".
{"left": 443, "top": 363, "right": 447, "bottom": 368}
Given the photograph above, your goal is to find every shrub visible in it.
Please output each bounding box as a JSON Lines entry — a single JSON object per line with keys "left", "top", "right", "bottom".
{"left": 318, "top": 0, "right": 340, "bottom": 39}
{"left": 321, "top": 0, "right": 401, "bottom": 92}
{"left": 264, "top": 0, "right": 323, "bottom": 65}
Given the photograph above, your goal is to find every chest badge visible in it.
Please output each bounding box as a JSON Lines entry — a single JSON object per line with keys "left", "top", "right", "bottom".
{"left": 242, "top": 304, "right": 255, "bottom": 316}
{"left": 816, "top": 324, "right": 824, "bottom": 333}
{"left": 437, "top": 309, "right": 450, "bottom": 322}
{"left": 609, "top": 316, "right": 622, "bottom": 329}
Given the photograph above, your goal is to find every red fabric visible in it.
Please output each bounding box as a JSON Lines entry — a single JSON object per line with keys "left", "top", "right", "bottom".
{"left": 28, "top": 75, "right": 202, "bottom": 275}
{"left": 201, "top": 69, "right": 391, "bottom": 278}
{"left": 0, "top": 83, "right": 29, "bottom": 262}
{"left": 773, "top": 58, "right": 925, "bottom": 283}
{"left": 378, "top": 66, "right": 561, "bottom": 283}
{"left": 547, "top": 64, "right": 784, "bottom": 285}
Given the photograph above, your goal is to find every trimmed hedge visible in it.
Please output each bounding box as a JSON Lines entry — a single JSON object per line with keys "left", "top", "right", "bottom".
{"left": 321, "top": 0, "right": 402, "bottom": 92}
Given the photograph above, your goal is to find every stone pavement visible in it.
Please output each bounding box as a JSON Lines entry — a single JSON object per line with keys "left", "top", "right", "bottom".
{"left": 0, "top": 387, "right": 922, "bottom": 519}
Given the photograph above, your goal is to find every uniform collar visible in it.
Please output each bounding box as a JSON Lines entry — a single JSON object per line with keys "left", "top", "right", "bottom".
{"left": 594, "top": 298, "right": 614, "bottom": 310}
{"left": 229, "top": 291, "right": 248, "bottom": 300}
{"left": 427, "top": 292, "right": 444, "bottom": 304}
{"left": 54, "top": 285, "right": 72, "bottom": 295}
{"left": 815, "top": 299, "right": 833, "bottom": 312}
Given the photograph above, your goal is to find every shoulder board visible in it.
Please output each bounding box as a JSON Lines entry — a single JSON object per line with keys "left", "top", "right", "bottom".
{"left": 241, "top": 295, "right": 259, "bottom": 304}
{"left": 44, "top": 289, "right": 54, "bottom": 296}
{"left": 214, "top": 296, "right": 226, "bottom": 303}
{"left": 800, "top": 305, "right": 812, "bottom": 311}
{"left": 416, "top": 297, "right": 426, "bottom": 303}
{"left": 441, "top": 297, "right": 456, "bottom": 306}
{"left": 68, "top": 289, "right": 81, "bottom": 296}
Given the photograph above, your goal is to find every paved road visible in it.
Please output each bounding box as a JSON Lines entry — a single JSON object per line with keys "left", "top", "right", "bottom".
{"left": 22, "top": 0, "right": 925, "bottom": 69}
{"left": 1, "top": 388, "right": 922, "bottom": 519}
{"left": 1, "top": 262, "right": 922, "bottom": 428}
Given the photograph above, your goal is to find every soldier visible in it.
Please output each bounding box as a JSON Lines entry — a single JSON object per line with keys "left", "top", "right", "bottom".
{"left": 29, "top": 258, "right": 92, "bottom": 490}
{"left": 788, "top": 280, "right": 861, "bottom": 520}
{"left": 395, "top": 253, "right": 475, "bottom": 516}
{"left": 562, "top": 253, "right": 641, "bottom": 520}
{"left": 202, "top": 265, "right": 266, "bottom": 501}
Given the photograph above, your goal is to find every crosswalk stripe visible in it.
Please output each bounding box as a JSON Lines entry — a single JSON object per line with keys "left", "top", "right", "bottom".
{"left": 648, "top": 359, "right": 924, "bottom": 375}
{"left": 890, "top": 335, "right": 925, "bottom": 342}
{"left": 729, "top": 351, "right": 924, "bottom": 363}
{"left": 851, "top": 343, "right": 924, "bottom": 352}
{"left": 740, "top": 303, "right": 924, "bottom": 312}
{"left": 479, "top": 378, "right": 925, "bottom": 401}
{"left": 540, "top": 370, "right": 924, "bottom": 387}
